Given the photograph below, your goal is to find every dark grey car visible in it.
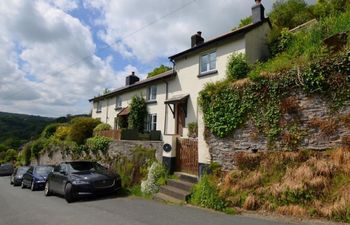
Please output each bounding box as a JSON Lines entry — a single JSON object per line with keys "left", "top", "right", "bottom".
{"left": 0, "top": 163, "right": 14, "bottom": 176}
{"left": 11, "top": 166, "right": 30, "bottom": 186}
{"left": 45, "top": 161, "right": 121, "bottom": 203}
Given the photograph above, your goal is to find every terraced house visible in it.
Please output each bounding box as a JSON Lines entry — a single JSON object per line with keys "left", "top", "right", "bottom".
{"left": 89, "top": 1, "right": 271, "bottom": 176}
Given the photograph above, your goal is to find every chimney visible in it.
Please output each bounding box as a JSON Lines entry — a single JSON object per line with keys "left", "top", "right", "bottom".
{"left": 125, "top": 71, "right": 140, "bottom": 86}
{"left": 252, "top": 0, "right": 265, "bottom": 24}
{"left": 191, "top": 31, "right": 204, "bottom": 48}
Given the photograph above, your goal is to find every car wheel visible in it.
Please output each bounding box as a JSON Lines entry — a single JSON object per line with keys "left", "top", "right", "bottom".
{"left": 30, "top": 181, "right": 36, "bottom": 191}
{"left": 44, "top": 182, "right": 52, "bottom": 196}
{"left": 64, "top": 183, "right": 75, "bottom": 203}
{"left": 21, "top": 181, "right": 26, "bottom": 189}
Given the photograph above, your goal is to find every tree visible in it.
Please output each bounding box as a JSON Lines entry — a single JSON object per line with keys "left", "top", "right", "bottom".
{"left": 128, "top": 96, "right": 148, "bottom": 132}
{"left": 4, "top": 149, "right": 17, "bottom": 162}
{"left": 311, "top": 0, "right": 350, "bottom": 18}
{"left": 269, "top": 0, "right": 314, "bottom": 29}
{"left": 147, "top": 65, "right": 171, "bottom": 78}
{"left": 239, "top": 16, "right": 252, "bottom": 28}
{"left": 68, "top": 117, "right": 101, "bottom": 144}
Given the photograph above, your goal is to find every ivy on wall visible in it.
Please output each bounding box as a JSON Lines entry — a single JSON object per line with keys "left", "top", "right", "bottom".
{"left": 199, "top": 50, "right": 350, "bottom": 143}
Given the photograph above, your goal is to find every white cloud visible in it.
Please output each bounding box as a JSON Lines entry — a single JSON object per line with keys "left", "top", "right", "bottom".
{"left": 87, "top": 0, "right": 274, "bottom": 63}
{"left": 0, "top": 0, "right": 131, "bottom": 117}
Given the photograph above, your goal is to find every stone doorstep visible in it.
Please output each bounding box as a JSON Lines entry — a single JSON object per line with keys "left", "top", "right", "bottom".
{"left": 154, "top": 172, "right": 198, "bottom": 204}
{"left": 159, "top": 185, "right": 190, "bottom": 201}
{"left": 174, "top": 172, "right": 198, "bottom": 184}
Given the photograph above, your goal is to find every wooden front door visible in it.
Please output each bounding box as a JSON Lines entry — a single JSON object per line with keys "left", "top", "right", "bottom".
{"left": 176, "top": 138, "right": 198, "bottom": 175}
{"left": 176, "top": 103, "right": 185, "bottom": 136}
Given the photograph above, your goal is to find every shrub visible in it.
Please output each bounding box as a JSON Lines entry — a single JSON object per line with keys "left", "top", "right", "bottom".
{"left": 128, "top": 96, "right": 148, "bottom": 132}
{"left": 188, "top": 122, "right": 198, "bottom": 138}
{"left": 190, "top": 175, "right": 227, "bottom": 211}
{"left": 68, "top": 117, "right": 101, "bottom": 144}
{"left": 21, "top": 142, "right": 32, "bottom": 165}
{"left": 141, "top": 162, "right": 168, "bottom": 195}
{"left": 41, "top": 123, "right": 61, "bottom": 138}
{"left": 226, "top": 53, "right": 250, "bottom": 80}
{"left": 93, "top": 123, "right": 112, "bottom": 133}
{"left": 113, "top": 146, "right": 156, "bottom": 188}
{"left": 147, "top": 65, "right": 172, "bottom": 78}
{"left": 4, "top": 149, "right": 18, "bottom": 162}
{"left": 85, "top": 136, "right": 112, "bottom": 154}
{"left": 54, "top": 125, "right": 71, "bottom": 140}
{"left": 31, "top": 138, "right": 47, "bottom": 159}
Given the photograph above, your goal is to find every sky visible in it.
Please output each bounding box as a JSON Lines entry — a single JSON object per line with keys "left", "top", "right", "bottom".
{"left": 0, "top": 0, "right": 314, "bottom": 117}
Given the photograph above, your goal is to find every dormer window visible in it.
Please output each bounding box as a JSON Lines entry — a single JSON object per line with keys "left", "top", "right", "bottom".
{"left": 96, "top": 101, "right": 102, "bottom": 113}
{"left": 200, "top": 51, "right": 216, "bottom": 75}
{"left": 116, "top": 96, "right": 122, "bottom": 109}
{"left": 147, "top": 85, "right": 157, "bottom": 101}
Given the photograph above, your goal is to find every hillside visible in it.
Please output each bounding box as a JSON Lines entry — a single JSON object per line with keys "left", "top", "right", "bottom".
{"left": 0, "top": 111, "right": 54, "bottom": 149}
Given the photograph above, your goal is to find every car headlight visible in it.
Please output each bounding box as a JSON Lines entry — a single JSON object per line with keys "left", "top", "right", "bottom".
{"left": 72, "top": 180, "right": 90, "bottom": 185}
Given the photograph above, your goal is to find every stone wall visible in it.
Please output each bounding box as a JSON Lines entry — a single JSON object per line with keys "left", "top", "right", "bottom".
{"left": 207, "top": 92, "right": 350, "bottom": 171}
{"left": 32, "top": 140, "right": 163, "bottom": 167}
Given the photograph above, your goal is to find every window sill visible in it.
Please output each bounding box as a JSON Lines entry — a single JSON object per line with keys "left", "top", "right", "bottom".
{"left": 115, "top": 107, "right": 122, "bottom": 110}
{"left": 96, "top": 110, "right": 102, "bottom": 113}
{"left": 198, "top": 70, "right": 218, "bottom": 78}
{"left": 146, "top": 100, "right": 157, "bottom": 104}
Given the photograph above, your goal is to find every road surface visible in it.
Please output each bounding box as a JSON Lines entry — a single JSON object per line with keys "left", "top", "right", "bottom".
{"left": 0, "top": 176, "right": 299, "bottom": 225}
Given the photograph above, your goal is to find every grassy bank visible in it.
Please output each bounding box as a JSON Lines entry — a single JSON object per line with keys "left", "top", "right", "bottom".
{"left": 190, "top": 148, "right": 350, "bottom": 222}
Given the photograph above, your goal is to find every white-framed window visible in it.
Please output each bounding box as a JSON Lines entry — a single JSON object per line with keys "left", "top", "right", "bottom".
{"left": 200, "top": 51, "right": 216, "bottom": 74}
{"left": 116, "top": 96, "right": 122, "bottom": 109}
{"left": 146, "top": 114, "right": 157, "bottom": 131}
{"left": 147, "top": 85, "right": 157, "bottom": 101}
{"left": 96, "top": 101, "right": 102, "bottom": 113}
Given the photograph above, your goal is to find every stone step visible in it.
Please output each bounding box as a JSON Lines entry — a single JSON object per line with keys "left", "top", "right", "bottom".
{"left": 153, "top": 192, "right": 184, "bottom": 204}
{"left": 167, "top": 179, "right": 195, "bottom": 192}
{"left": 175, "top": 172, "right": 198, "bottom": 184}
{"left": 159, "top": 185, "right": 190, "bottom": 201}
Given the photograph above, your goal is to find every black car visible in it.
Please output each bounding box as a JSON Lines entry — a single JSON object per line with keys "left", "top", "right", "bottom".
{"left": 45, "top": 161, "right": 121, "bottom": 203}
{"left": 22, "top": 165, "right": 54, "bottom": 191}
{"left": 10, "top": 166, "right": 29, "bottom": 186}
{"left": 0, "top": 163, "right": 14, "bottom": 176}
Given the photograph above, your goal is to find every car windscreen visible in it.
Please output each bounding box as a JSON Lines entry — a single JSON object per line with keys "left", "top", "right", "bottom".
{"left": 17, "top": 167, "right": 29, "bottom": 175}
{"left": 68, "top": 162, "right": 106, "bottom": 173}
{"left": 35, "top": 167, "right": 53, "bottom": 176}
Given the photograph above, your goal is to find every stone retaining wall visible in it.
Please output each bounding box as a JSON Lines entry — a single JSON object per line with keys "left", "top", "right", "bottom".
{"left": 207, "top": 92, "right": 350, "bottom": 171}
{"left": 32, "top": 140, "right": 163, "bottom": 167}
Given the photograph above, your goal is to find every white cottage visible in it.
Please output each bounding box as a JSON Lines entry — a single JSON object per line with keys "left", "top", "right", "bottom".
{"left": 90, "top": 1, "right": 271, "bottom": 176}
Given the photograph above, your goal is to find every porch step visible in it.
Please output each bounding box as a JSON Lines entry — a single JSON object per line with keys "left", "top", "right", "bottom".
{"left": 159, "top": 185, "right": 190, "bottom": 201}
{"left": 153, "top": 192, "right": 183, "bottom": 205}
{"left": 175, "top": 172, "right": 198, "bottom": 184}
{"left": 167, "top": 179, "right": 195, "bottom": 192}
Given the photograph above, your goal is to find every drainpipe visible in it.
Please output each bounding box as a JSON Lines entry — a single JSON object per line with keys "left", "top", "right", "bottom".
{"left": 106, "top": 98, "right": 109, "bottom": 124}
{"left": 164, "top": 59, "right": 176, "bottom": 135}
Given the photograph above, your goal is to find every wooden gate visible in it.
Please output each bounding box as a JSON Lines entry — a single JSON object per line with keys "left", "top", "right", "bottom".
{"left": 176, "top": 138, "right": 198, "bottom": 175}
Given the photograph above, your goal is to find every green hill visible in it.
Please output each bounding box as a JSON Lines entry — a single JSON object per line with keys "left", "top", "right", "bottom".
{"left": 0, "top": 111, "right": 54, "bottom": 150}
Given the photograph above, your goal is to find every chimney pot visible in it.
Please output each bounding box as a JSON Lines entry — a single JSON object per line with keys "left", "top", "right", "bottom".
{"left": 252, "top": 0, "right": 265, "bottom": 23}
{"left": 191, "top": 31, "right": 204, "bottom": 48}
{"left": 125, "top": 72, "right": 139, "bottom": 86}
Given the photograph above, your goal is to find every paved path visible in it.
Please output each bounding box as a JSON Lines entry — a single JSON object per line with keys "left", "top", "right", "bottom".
{"left": 0, "top": 176, "right": 299, "bottom": 225}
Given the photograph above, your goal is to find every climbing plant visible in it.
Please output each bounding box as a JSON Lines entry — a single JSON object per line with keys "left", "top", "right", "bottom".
{"left": 199, "top": 50, "right": 350, "bottom": 142}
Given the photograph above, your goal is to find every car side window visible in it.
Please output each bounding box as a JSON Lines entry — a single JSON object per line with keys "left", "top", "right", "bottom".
{"left": 54, "top": 165, "right": 60, "bottom": 172}
{"left": 27, "top": 167, "right": 33, "bottom": 174}
{"left": 60, "top": 164, "right": 67, "bottom": 173}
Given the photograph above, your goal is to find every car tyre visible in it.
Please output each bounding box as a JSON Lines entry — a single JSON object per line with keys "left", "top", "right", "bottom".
{"left": 44, "top": 182, "right": 52, "bottom": 196}
{"left": 30, "top": 181, "right": 36, "bottom": 191}
{"left": 64, "top": 183, "right": 75, "bottom": 203}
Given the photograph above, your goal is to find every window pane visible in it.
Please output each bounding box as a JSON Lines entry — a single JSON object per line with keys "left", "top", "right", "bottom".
{"left": 151, "top": 86, "right": 157, "bottom": 100}
{"left": 200, "top": 54, "right": 209, "bottom": 73}
{"left": 209, "top": 52, "right": 216, "bottom": 70}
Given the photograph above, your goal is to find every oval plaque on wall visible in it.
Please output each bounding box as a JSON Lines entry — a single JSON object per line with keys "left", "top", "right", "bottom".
{"left": 163, "top": 143, "right": 172, "bottom": 153}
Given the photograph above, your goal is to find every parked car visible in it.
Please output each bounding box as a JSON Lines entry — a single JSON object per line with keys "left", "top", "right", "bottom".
{"left": 45, "top": 161, "right": 121, "bottom": 203}
{"left": 10, "top": 166, "right": 29, "bottom": 186}
{"left": 0, "top": 163, "right": 14, "bottom": 176}
{"left": 22, "top": 165, "right": 54, "bottom": 191}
